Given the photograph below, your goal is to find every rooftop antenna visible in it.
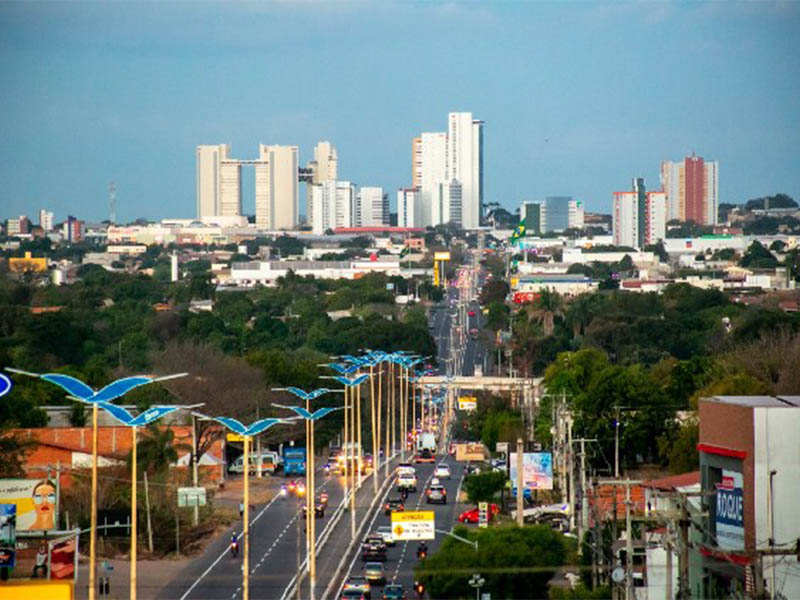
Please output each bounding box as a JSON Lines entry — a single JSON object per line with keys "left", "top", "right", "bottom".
{"left": 109, "top": 181, "right": 117, "bottom": 224}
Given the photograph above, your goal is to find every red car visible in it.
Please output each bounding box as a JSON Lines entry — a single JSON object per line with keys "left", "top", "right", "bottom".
{"left": 468, "top": 310, "right": 476, "bottom": 317}
{"left": 457, "top": 503, "right": 500, "bottom": 524}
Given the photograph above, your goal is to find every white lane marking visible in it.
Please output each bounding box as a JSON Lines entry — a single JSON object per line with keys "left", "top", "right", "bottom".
{"left": 179, "top": 464, "right": 330, "bottom": 600}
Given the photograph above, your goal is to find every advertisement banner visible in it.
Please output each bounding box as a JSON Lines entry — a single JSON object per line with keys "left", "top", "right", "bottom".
{"left": 0, "top": 479, "right": 58, "bottom": 531}
{"left": 509, "top": 452, "right": 553, "bottom": 490}
{"left": 49, "top": 535, "right": 77, "bottom": 580}
{"left": 455, "top": 443, "right": 486, "bottom": 462}
{"left": 716, "top": 470, "right": 744, "bottom": 551}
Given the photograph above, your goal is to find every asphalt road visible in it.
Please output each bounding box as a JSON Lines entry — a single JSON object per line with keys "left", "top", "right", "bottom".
{"left": 330, "top": 454, "right": 469, "bottom": 599}
{"left": 159, "top": 461, "right": 345, "bottom": 600}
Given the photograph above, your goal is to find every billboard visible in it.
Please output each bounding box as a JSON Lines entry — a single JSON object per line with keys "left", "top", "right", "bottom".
{"left": 49, "top": 535, "right": 78, "bottom": 580}
{"left": 455, "top": 443, "right": 486, "bottom": 462}
{"left": 715, "top": 470, "right": 744, "bottom": 550}
{"left": 509, "top": 452, "right": 553, "bottom": 490}
{"left": 0, "top": 479, "right": 58, "bottom": 531}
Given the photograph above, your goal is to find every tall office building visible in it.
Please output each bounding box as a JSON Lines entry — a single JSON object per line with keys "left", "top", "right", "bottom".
{"left": 310, "top": 180, "right": 355, "bottom": 234}
{"left": 418, "top": 132, "right": 448, "bottom": 226}
{"left": 660, "top": 155, "right": 718, "bottom": 225}
{"left": 431, "top": 180, "right": 462, "bottom": 226}
{"left": 356, "top": 187, "right": 388, "bottom": 227}
{"left": 613, "top": 179, "right": 666, "bottom": 248}
{"left": 397, "top": 188, "right": 420, "bottom": 228}
{"left": 520, "top": 202, "right": 546, "bottom": 235}
{"left": 39, "top": 209, "right": 54, "bottom": 231}
{"left": 255, "top": 144, "right": 299, "bottom": 230}
{"left": 447, "top": 112, "right": 483, "bottom": 229}
{"left": 196, "top": 144, "right": 242, "bottom": 219}
{"left": 306, "top": 141, "right": 338, "bottom": 226}
{"left": 409, "top": 111, "right": 483, "bottom": 229}
{"left": 568, "top": 199, "right": 585, "bottom": 229}
{"left": 412, "top": 137, "right": 423, "bottom": 188}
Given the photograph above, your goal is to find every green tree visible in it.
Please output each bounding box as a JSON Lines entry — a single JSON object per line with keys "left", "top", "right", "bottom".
{"left": 463, "top": 471, "right": 507, "bottom": 504}
{"left": 130, "top": 423, "right": 189, "bottom": 475}
{"left": 0, "top": 424, "right": 38, "bottom": 477}
{"left": 417, "top": 525, "right": 566, "bottom": 600}
{"left": 525, "top": 289, "right": 564, "bottom": 337}
{"left": 739, "top": 241, "right": 778, "bottom": 269}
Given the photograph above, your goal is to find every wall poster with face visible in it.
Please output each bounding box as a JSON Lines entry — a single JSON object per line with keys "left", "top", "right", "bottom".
{"left": 0, "top": 479, "right": 58, "bottom": 531}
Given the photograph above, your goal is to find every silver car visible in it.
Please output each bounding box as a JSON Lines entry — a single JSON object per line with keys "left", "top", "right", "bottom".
{"left": 434, "top": 464, "right": 451, "bottom": 479}
{"left": 376, "top": 525, "right": 396, "bottom": 546}
{"left": 426, "top": 484, "right": 447, "bottom": 504}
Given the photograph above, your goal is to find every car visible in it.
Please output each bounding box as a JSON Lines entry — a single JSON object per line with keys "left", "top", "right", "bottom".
{"left": 361, "top": 534, "right": 388, "bottom": 561}
{"left": 465, "top": 463, "right": 481, "bottom": 475}
{"left": 397, "top": 462, "right": 415, "bottom": 475}
{"left": 430, "top": 477, "right": 440, "bottom": 486}
{"left": 469, "top": 328, "right": 479, "bottom": 340}
{"left": 434, "top": 464, "right": 451, "bottom": 479}
{"left": 375, "top": 525, "right": 396, "bottom": 546}
{"left": 457, "top": 503, "right": 500, "bottom": 524}
{"left": 343, "top": 576, "right": 371, "bottom": 599}
{"left": 364, "top": 562, "right": 386, "bottom": 585}
{"left": 468, "top": 310, "right": 476, "bottom": 317}
{"left": 382, "top": 584, "right": 407, "bottom": 599}
{"left": 396, "top": 473, "right": 417, "bottom": 492}
{"left": 414, "top": 450, "right": 435, "bottom": 464}
{"left": 385, "top": 497, "right": 405, "bottom": 515}
{"left": 341, "top": 588, "right": 367, "bottom": 600}
{"left": 426, "top": 484, "right": 447, "bottom": 504}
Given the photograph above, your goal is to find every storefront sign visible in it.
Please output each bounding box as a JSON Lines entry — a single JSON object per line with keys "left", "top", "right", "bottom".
{"left": 716, "top": 470, "right": 744, "bottom": 550}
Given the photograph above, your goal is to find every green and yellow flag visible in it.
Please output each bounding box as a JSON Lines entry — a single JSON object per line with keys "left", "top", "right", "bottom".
{"left": 510, "top": 219, "right": 526, "bottom": 245}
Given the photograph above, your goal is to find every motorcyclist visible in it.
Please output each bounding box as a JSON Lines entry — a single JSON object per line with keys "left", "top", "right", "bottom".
{"left": 416, "top": 541, "right": 428, "bottom": 559}
{"left": 279, "top": 484, "right": 288, "bottom": 497}
{"left": 230, "top": 533, "right": 239, "bottom": 557}
{"left": 415, "top": 580, "right": 425, "bottom": 598}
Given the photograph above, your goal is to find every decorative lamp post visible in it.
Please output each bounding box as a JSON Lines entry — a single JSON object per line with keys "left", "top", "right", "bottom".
{"left": 200, "top": 416, "right": 298, "bottom": 600}
{"left": 331, "top": 374, "right": 368, "bottom": 540}
{"left": 272, "top": 398, "right": 342, "bottom": 600}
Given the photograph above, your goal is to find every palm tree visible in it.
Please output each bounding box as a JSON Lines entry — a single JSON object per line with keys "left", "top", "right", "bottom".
{"left": 129, "top": 423, "right": 189, "bottom": 475}
{"left": 524, "top": 289, "right": 564, "bottom": 337}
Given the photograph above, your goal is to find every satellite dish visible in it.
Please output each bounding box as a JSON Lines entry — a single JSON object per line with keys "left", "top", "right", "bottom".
{"left": 611, "top": 567, "right": 625, "bottom": 584}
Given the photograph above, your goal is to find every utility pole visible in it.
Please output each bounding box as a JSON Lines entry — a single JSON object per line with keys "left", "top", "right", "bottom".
{"left": 516, "top": 438, "right": 524, "bottom": 526}
{"left": 599, "top": 478, "right": 642, "bottom": 600}
{"left": 573, "top": 438, "right": 596, "bottom": 543}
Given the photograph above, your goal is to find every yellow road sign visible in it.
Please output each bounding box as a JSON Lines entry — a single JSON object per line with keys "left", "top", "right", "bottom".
{"left": 390, "top": 510, "right": 435, "bottom": 541}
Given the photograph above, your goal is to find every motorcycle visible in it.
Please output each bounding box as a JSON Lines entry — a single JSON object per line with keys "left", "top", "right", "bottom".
{"left": 230, "top": 538, "right": 239, "bottom": 558}
{"left": 415, "top": 581, "right": 425, "bottom": 599}
{"left": 319, "top": 492, "right": 329, "bottom": 505}
{"left": 417, "top": 544, "right": 428, "bottom": 560}
{"left": 324, "top": 464, "right": 331, "bottom": 476}
{"left": 279, "top": 485, "right": 288, "bottom": 498}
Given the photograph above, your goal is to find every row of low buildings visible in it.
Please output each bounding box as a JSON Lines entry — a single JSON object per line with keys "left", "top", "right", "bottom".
{"left": 588, "top": 396, "right": 800, "bottom": 600}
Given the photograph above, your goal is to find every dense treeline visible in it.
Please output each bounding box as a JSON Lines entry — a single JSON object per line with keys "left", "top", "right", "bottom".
{"left": 0, "top": 266, "right": 436, "bottom": 428}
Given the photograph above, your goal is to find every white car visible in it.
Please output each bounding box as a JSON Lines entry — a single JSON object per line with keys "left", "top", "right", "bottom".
{"left": 434, "top": 464, "right": 451, "bottom": 479}
{"left": 375, "top": 525, "right": 395, "bottom": 546}
{"left": 397, "top": 463, "right": 416, "bottom": 477}
{"left": 430, "top": 477, "right": 441, "bottom": 487}
{"left": 397, "top": 472, "right": 418, "bottom": 492}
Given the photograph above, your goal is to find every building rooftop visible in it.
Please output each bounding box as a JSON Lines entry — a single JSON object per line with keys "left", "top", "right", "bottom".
{"left": 704, "top": 395, "right": 800, "bottom": 408}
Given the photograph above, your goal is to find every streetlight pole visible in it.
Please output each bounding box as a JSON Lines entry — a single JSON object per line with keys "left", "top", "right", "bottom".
{"left": 90, "top": 403, "right": 98, "bottom": 600}
{"left": 369, "top": 364, "right": 378, "bottom": 494}
{"left": 243, "top": 434, "right": 250, "bottom": 600}
{"left": 131, "top": 425, "right": 137, "bottom": 600}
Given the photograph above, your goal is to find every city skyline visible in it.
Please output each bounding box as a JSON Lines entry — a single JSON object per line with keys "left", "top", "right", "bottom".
{"left": 1, "top": 2, "right": 799, "bottom": 222}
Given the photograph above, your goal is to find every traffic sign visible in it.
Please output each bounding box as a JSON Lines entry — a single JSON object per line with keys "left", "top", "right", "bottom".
{"left": 226, "top": 433, "right": 245, "bottom": 442}
{"left": 390, "top": 510, "right": 435, "bottom": 541}
{"left": 478, "top": 502, "right": 488, "bottom": 528}
{"left": 177, "top": 487, "right": 207, "bottom": 507}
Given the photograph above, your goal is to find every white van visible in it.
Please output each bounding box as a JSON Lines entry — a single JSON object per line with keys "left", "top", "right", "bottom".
{"left": 228, "top": 452, "right": 280, "bottom": 475}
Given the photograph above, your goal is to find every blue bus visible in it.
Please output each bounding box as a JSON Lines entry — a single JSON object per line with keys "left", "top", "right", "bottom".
{"left": 283, "top": 447, "right": 307, "bottom": 476}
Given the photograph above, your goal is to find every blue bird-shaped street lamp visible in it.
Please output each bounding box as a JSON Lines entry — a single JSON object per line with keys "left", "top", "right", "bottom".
{"left": 207, "top": 416, "right": 297, "bottom": 437}
{"left": 97, "top": 402, "right": 181, "bottom": 427}
{"left": 326, "top": 362, "right": 359, "bottom": 375}
{"left": 333, "top": 374, "right": 369, "bottom": 388}
{"left": 272, "top": 404, "right": 343, "bottom": 421}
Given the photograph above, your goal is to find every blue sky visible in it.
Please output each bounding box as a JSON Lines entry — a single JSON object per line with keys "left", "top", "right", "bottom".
{"left": 1, "top": 1, "right": 798, "bottom": 223}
